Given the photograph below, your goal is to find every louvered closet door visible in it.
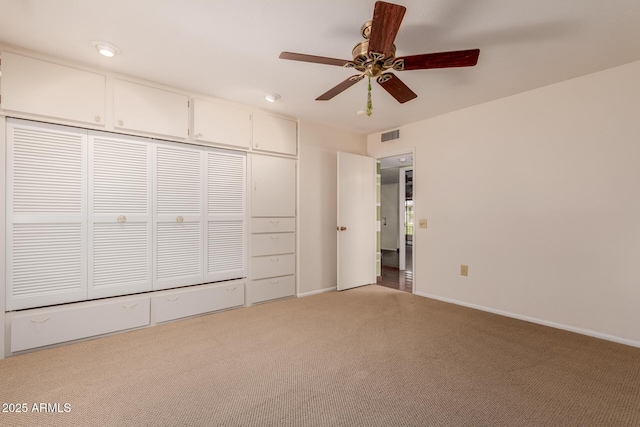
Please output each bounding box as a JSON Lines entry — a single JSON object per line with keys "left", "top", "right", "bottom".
{"left": 205, "top": 149, "right": 246, "bottom": 282}
{"left": 154, "top": 143, "right": 204, "bottom": 290}
{"left": 6, "top": 119, "right": 88, "bottom": 310}
{"left": 88, "top": 132, "right": 153, "bottom": 299}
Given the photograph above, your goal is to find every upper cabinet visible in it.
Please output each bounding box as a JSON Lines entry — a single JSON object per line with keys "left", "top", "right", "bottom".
{"left": 252, "top": 113, "right": 297, "bottom": 156}
{"left": 113, "top": 79, "right": 189, "bottom": 139}
{"left": 0, "top": 52, "right": 106, "bottom": 126}
{"left": 193, "top": 98, "right": 251, "bottom": 149}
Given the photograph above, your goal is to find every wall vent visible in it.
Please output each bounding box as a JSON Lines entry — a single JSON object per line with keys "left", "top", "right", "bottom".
{"left": 381, "top": 129, "right": 400, "bottom": 142}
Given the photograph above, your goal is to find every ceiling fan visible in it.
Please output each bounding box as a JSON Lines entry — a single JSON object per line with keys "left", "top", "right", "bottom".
{"left": 279, "top": 1, "right": 480, "bottom": 112}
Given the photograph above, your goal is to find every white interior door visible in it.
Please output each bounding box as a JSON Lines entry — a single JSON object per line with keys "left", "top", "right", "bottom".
{"left": 337, "top": 152, "right": 376, "bottom": 291}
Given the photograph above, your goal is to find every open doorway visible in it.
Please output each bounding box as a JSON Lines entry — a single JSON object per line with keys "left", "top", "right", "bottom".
{"left": 378, "top": 154, "right": 413, "bottom": 293}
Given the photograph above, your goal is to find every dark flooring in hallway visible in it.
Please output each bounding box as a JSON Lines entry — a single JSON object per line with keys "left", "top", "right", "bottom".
{"left": 379, "top": 246, "right": 413, "bottom": 293}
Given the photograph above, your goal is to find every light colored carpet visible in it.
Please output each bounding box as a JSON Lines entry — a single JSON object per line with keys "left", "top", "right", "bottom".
{"left": 1, "top": 285, "right": 639, "bottom": 426}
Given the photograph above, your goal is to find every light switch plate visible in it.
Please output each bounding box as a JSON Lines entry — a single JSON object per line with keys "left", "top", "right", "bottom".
{"left": 460, "top": 264, "right": 469, "bottom": 276}
{"left": 418, "top": 219, "right": 427, "bottom": 229}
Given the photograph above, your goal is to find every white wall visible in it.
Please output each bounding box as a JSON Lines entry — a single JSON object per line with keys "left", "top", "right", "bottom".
{"left": 367, "top": 60, "right": 640, "bottom": 346}
{"left": 298, "top": 120, "right": 367, "bottom": 296}
{"left": 380, "top": 183, "right": 399, "bottom": 250}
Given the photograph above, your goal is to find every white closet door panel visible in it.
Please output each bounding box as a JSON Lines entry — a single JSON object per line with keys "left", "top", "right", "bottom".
{"left": 252, "top": 113, "right": 297, "bottom": 155}
{"left": 153, "top": 143, "right": 204, "bottom": 289}
{"left": 89, "top": 133, "right": 152, "bottom": 299}
{"left": 89, "top": 222, "right": 152, "bottom": 298}
{"left": 7, "top": 120, "right": 88, "bottom": 311}
{"left": 8, "top": 223, "right": 86, "bottom": 310}
{"left": 90, "top": 135, "right": 151, "bottom": 214}
{"left": 207, "top": 150, "right": 246, "bottom": 215}
{"left": 205, "top": 149, "right": 246, "bottom": 282}
{"left": 9, "top": 121, "right": 85, "bottom": 215}
{"left": 156, "top": 144, "right": 203, "bottom": 215}
{"left": 113, "top": 79, "right": 189, "bottom": 139}
{"left": 251, "top": 155, "right": 296, "bottom": 217}
{"left": 1, "top": 52, "right": 106, "bottom": 125}
{"left": 155, "top": 221, "right": 203, "bottom": 290}
{"left": 206, "top": 221, "right": 245, "bottom": 282}
{"left": 193, "top": 99, "right": 251, "bottom": 149}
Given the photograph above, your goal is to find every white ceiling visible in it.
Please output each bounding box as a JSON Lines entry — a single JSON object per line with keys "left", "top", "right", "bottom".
{"left": 1, "top": 0, "right": 639, "bottom": 135}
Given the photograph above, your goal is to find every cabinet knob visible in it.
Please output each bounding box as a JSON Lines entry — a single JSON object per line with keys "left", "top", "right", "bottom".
{"left": 195, "top": 133, "right": 202, "bottom": 139}
{"left": 118, "top": 119, "right": 124, "bottom": 126}
{"left": 94, "top": 115, "right": 101, "bottom": 123}
{"left": 176, "top": 216, "right": 184, "bottom": 223}
{"left": 337, "top": 226, "right": 347, "bottom": 231}
{"left": 117, "top": 215, "right": 127, "bottom": 223}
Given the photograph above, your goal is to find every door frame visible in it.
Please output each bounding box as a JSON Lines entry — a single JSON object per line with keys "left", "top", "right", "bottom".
{"left": 376, "top": 149, "right": 416, "bottom": 293}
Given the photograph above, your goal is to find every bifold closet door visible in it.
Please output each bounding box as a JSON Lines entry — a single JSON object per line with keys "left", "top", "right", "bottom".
{"left": 154, "top": 143, "right": 205, "bottom": 290}
{"left": 205, "top": 149, "right": 246, "bottom": 282}
{"left": 88, "top": 132, "right": 153, "bottom": 299}
{"left": 6, "top": 119, "right": 88, "bottom": 310}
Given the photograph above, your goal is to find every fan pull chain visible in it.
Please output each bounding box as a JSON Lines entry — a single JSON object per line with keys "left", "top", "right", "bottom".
{"left": 366, "top": 75, "right": 373, "bottom": 117}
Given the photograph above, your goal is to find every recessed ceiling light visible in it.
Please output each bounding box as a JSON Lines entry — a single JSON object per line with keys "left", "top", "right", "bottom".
{"left": 92, "top": 41, "right": 121, "bottom": 58}
{"left": 265, "top": 93, "right": 280, "bottom": 103}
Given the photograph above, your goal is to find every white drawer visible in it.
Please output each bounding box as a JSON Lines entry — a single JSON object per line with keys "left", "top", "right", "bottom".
{"left": 250, "top": 275, "right": 295, "bottom": 304}
{"left": 251, "top": 254, "right": 295, "bottom": 279}
{"left": 251, "top": 233, "right": 295, "bottom": 256}
{"left": 252, "top": 218, "right": 295, "bottom": 233}
{"left": 152, "top": 281, "right": 245, "bottom": 323}
{"left": 10, "top": 296, "right": 150, "bottom": 352}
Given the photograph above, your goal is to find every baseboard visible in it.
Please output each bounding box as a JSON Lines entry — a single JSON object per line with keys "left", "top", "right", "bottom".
{"left": 298, "top": 286, "right": 336, "bottom": 298}
{"left": 415, "top": 291, "right": 640, "bottom": 349}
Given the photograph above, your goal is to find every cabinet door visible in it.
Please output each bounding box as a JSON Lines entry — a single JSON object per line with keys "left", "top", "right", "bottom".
{"left": 6, "top": 119, "right": 88, "bottom": 310}
{"left": 205, "top": 149, "right": 246, "bottom": 282}
{"left": 88, "top": 132, "right": 153, "bottom": 299}
{"left": 113, "top": 79, "right": 189, "bottom": 139}
{"left": 1, "top": 52, "right": 106, "bottom": 126}
{"left": 154, "top": 143, "right": 204, "bottom": 290}
{"left": 251, "top": 155, "right": 296, "bottom": 217}
{"left": 193, "top": 99, "right": 251, "bottom": 149}
{"left": 252, "top": 113, "right": 297, "bottom": 155}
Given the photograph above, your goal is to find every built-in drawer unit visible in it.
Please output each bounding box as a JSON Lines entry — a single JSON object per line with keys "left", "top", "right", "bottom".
{"left": 251, "top": 217, "right": 295, "bottom": 233}
{"left": 250, "top": 275, "right": 295, "bottom": 304}
{"left": 251, "top": 233, "right": 295, "bottom": 257}
{"left": 152, "top": 281, "right": 245, "bottom": 323}
{"left": 251, "top": 254, "right": 295, "bottom": 280}
{"left": 9, "top": 296, "right": 150, "bottom": 352}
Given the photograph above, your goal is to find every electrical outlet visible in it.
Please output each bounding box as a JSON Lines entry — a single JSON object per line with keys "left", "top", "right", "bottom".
{"left": 460, "top": 264, "right": 469, "bottom": 276}
{"left": 418, "top": 219, "right": 427, "bottom": 229}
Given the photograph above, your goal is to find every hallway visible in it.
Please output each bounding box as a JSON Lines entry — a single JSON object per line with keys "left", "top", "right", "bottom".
{"left": 379, "top": 246, "right": 413, "bottom": 293}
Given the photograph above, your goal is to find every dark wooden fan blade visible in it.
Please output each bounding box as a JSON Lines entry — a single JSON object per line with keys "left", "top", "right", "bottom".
{"left": 279, "top": 52, "right": 350, "bottom": 67}
{"left": 377, "top": 73, "right": 417, "bottom": 104}
{"left": 368, "top": 1, "right": 406, "bottom": 57}
{"left": 396, "top": 49, "right": 480, "bottom": 71}
{"left": 316, "top": 75, "right": 364, "bottom": 101}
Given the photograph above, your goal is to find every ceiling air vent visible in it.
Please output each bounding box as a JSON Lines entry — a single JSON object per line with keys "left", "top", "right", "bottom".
{"left": 381, "top": 129, "right": 400, "bottom": 142}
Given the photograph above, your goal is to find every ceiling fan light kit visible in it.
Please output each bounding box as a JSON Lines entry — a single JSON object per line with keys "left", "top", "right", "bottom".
{"left": 279, "top": 1, "right": 480, "bottom": 115}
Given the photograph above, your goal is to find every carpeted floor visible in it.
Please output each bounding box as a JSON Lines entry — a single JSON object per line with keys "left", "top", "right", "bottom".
{"left": 1, "top": 285, "right": 639, "bottom": 426}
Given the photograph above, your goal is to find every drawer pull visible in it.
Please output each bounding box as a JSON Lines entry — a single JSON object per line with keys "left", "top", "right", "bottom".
{"left": 117, "top": 215, "right": 127, "bottom": 223}
{"left": 270, "top": 257, "right": 279, "bottom": 262}
{"left": 226, "top": 286, "right": 236, "bottom": 291}
{"left": 30, "top": 317, "right": 51, "bottom": 323}
{"left": 270, "top": 280, "right": 279, "bottom": 285}
{"left": 270, "top": 220, "right": 280, "bottom": 226}
{"left": 122, "top": 303, "right": 138, "bottom": 309}
{"left": 176, "top": 216, "right": 184, "bottom": 223}
{"left": 270, "top": 236, "right": 280, "bottom": 241}
{"left": 167, "top": 296, "right": 180, "bottom": 301}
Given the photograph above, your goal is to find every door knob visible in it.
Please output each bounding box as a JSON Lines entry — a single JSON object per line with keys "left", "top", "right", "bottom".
{"left": 337, "top": 226, "right": 347, "bottom": 231}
